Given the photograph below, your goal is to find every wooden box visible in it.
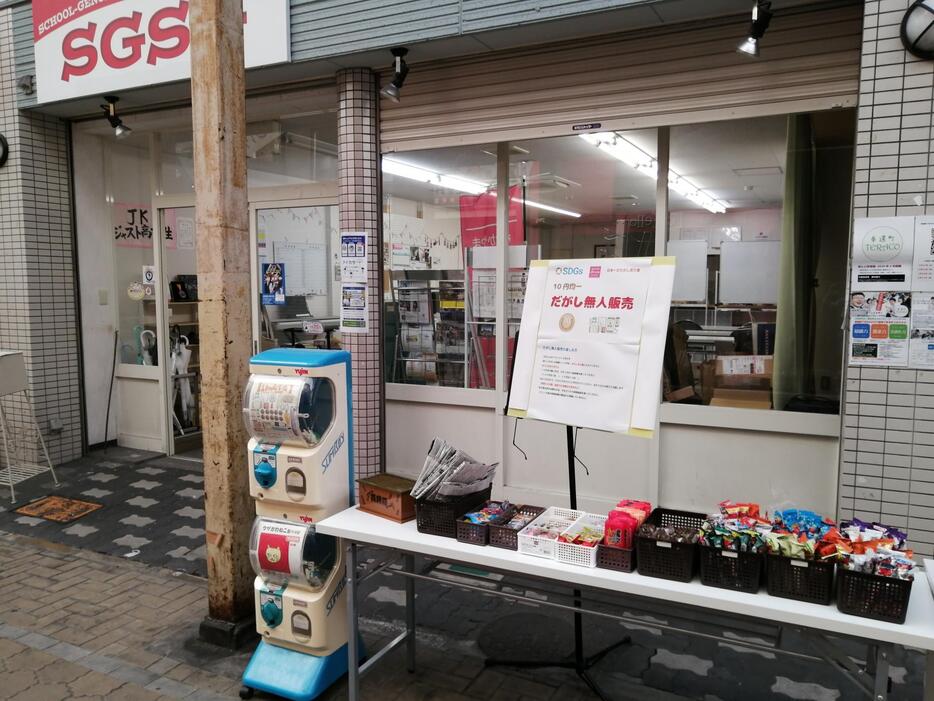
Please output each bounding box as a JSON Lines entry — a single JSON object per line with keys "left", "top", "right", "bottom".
{"left": 357, "top": 474, "right": 416, "bottom": 523}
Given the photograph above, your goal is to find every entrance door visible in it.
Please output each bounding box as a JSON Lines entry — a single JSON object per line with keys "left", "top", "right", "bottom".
{"left": 250, "top": 201, "right": 340, "bottom": 352}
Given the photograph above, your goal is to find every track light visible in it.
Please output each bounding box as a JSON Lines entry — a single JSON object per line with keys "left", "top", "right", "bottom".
{"left": 101, "top": 96, "right": 132, "bottom": 139}
{"left": 737, "top": 1, "right": 773, "bottom": 58}
{"left": 380, "top": 48, "right": 409, "bottom": 102}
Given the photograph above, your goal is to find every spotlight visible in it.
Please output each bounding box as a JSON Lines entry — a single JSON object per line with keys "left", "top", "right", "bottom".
{"left": 737, "top": 1, "right": 773, "bottom": 58}
{"left": 101, "top": 95, "right": 132, "bottom": 139}
{"left": 380, "top": 48, "right": 409, "bottom": 102}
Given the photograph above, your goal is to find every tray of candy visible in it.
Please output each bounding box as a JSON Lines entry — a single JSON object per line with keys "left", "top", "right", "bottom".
{"left": 765, "top": 554, "right": 834, "bottom": 605}
{"left": 555, "top": 514, "right": 607, "bottom": 568}
{"left": 636, "top": 507, "right": 706, "bottom": 583}
{"left": 836, "top": 567, "right": 912, "bottom": 624}
{"left": 517, "top": 507, "right": 583, "bottom": 559}
{"left": 489, "top": 505, "right": 546, "bottom": 550}
{"left": 416, "top": 486, "right": 492, "bottom": 539}
{"left": 456, "top": 501, "right": 516, "bottom": 546}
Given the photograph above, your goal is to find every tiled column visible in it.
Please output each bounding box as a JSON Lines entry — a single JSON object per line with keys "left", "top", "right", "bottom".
{"left": 337, "top": 69, "right": 384, "bottom": 481}
{"left": 839, "top": 0, "right": 934, "bottom": 557}
{"left": 0, "top": 10, "right": 82, "bottom": 471}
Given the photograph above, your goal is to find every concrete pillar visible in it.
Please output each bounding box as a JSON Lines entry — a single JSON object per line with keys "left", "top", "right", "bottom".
{"left": 0, "top": 9, "right": 83, "bottom": 474}
{"left": 190, "top": 0, "right": 254, "bottom": 646}
{"left": 337, "top": 69, "right": 385, "bottom": 482}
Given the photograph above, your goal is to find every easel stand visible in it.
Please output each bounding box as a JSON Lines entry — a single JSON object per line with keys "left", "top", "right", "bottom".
{"left": 484, "top": 423, "right": 630, "bottom": 699}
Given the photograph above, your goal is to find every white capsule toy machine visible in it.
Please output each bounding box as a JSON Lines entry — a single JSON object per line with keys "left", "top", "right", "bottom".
{"left": 240, "top": 349, "right": 355, "bottom": 701}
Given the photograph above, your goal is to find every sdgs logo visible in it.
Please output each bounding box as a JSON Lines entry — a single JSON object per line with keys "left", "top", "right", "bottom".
{"left": 555, "top": 266, "right": 584, "bottom": 275}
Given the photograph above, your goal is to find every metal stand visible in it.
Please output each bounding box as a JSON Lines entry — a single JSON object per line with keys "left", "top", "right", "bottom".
{"left": 1, "top": 389, "right": 59, "bottom": 502}
{"left": 484, "top": 425, "right": 630, "bottom": 700}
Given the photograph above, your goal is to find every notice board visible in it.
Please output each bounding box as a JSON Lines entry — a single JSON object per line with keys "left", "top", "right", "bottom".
{"left": 507, "top": 257, "right": 675, "bottom": 436}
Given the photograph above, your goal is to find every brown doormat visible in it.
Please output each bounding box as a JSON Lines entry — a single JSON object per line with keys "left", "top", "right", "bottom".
{"left": 15, "top": 496, "right": 103, "bottom": 523}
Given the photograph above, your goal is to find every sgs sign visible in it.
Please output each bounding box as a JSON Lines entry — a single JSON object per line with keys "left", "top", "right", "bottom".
{"left": 60, "top": 2, "right": 191, "bottom": 82}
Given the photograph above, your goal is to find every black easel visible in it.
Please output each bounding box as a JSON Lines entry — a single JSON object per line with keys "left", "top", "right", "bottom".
{"left": 488, "top": 330, "right": 630, "bottom": 699}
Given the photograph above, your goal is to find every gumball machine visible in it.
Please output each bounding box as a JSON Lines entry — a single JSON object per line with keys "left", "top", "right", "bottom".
{"left": 239, "top": 349, "right": 355, "bottom": 701}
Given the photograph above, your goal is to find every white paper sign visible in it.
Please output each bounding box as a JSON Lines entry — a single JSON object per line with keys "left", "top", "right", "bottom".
{"left": 851, "top": 217, "right": 915, "bottom": 291}
{"left": 340, "top": 232, "right": 368, "bottom": 334}
{"left": 508, "top": 258, "right": 675, "bottom": 435}
{"left": 33, "top": 0, "right": 290, "bottom": 104}
{"left": 911, "top": 292, "right": 934, "bottom": 369}
{"left": 913, "top": 216, "right": 934, "bottom": 291}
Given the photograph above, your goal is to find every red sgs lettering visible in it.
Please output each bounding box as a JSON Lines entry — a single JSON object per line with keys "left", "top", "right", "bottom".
{"left": 100, "top": 12, "right": 144, "bottom": 69}
{"left": 147, "top": 1, "right": 190, "bottom": 65}
{"left": 61, "top": 23, "right": 97, "bottom": 82}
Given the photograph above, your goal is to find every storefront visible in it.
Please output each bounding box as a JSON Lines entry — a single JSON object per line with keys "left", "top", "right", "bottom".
{"left": 379, "top": 2, "right": 861, "bottom": 518}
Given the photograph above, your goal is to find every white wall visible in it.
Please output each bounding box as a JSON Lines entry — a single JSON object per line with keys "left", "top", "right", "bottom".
{"left": 74, "top": 130, "right": 117, "bottom": 446}
{"left": 387, "top": 399, "right": 839, "bottom": 516}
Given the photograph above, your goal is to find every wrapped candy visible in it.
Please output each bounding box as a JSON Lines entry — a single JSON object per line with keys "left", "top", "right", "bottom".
{"left": 699, "top": 502, "right": 770, "bottom": 553}
{"left": 462, "top": 501, "right": 512, "bottom": 525}
{"left": 638, "top": 522, "right": 699, "bottom": 544}
{"left": 559, "top": 525, "right": 603, "bottom": 548}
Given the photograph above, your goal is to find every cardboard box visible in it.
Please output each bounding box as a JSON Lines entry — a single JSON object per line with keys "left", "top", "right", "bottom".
{"left": 710, "top": 388, "right": 772, "bottom": 410}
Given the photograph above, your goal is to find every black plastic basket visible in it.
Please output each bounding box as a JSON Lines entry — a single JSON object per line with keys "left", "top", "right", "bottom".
{"left": 635, "top": 508, "right": 706, "bottom": 582}
{"left": 416, "top": 486, "right": 492, "bottom": 539}
{"left": 836, "top": 567, "right": 912, "bottom": 624}
{"left": 488, "top": 505, "right": 545, "bottom": 550}
{"left": 699, "top": 546, "right": 763, "bottom": 593}
{"left": 765, "top": 554, "right": 834, "bottom": 605}
{"left": 596, "top": 545, "right": 636, "bottom": 573}
{"left": 455, "top": 501, "right": 515, "bottom": 546}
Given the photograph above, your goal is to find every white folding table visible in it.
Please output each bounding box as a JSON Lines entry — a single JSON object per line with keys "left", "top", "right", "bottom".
{"left": 317, "top": 507, "right": 934, "bottom": 701}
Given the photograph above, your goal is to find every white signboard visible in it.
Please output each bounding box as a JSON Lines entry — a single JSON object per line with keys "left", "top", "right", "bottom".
{"left": 913, "top": 216, "right": 934, "bottom": 291}
{"left": 910, "top": 293, "right": 934, "bottom": 369}
{"left": 340, "top": 232, "right": 368, "bottom": 334}
{"left": 508, "top": 258, "right": 675, "bottom": 436}
{"left": 33, "top": 0, "right": 290, "bottom": 104}
{"left": 851, "top": 216, "right": 914, "bottom": 291}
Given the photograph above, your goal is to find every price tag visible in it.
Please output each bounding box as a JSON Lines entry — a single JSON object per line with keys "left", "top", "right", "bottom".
{"left": 302, "top": 320, "right": 324, "bottom": 335}
{"left": 791, "top": 559, "right": 809, "bottom": 568}
{"left": 721, "top": 551, "right": 738, "bottom": 559}
{"left": 655, "top": 541, "right": 672, "bottom": 549}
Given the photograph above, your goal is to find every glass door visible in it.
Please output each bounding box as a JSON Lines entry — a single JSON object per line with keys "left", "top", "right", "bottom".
{"left": 158, "top": 206, "right": 202, "bottom": 457}
{"left": 250, "top": 202, "right": 340, "bottom": 352}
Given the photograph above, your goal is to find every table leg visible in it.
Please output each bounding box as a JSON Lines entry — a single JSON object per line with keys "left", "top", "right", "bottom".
{"left": 925, "top": 651, "right": 934, "bottom": 701}
{"left": 873, "top": 644, "right": 890, "bottom": 701}
{"left": 404, "top": 553, "right": 416, "bottom": 673}
{"left": 346, "top": 541, "right": 360, "bottom": 701}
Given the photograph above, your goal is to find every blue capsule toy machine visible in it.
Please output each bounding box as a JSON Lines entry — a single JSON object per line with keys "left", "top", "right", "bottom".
{"left": 240, "top": 349, "right": 357, "bottom": 701}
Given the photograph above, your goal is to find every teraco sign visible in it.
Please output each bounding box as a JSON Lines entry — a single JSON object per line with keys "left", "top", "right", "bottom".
{"left": 32, "top": 0, "right": 290, "bottom": 105}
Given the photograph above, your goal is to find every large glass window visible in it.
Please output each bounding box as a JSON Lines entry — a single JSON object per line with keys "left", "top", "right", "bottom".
{"left": 383, "top": 145, "right": 498, "bottom": 388}
{"left": 664, "top": 112, "right": 854, "bottom": 412}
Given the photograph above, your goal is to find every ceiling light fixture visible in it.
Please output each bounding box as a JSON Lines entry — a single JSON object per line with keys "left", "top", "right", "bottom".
{"left": 737, "top": 1, "right": 773, "bottom": 58}
{"left": 579, "top": 133, "right": 728, "bottom": 214}
{"left": 382, "top": 158, "right": 581, "bottom": 218}
{"left": 380, "top": 48, "right": 410, "bottom": 102}
{"left": 101, "top": 95, "right": 132, "bottom": 139}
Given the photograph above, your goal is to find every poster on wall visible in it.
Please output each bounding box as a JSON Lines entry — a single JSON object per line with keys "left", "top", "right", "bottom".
{"left": 507, "top": 257, "right": 675, "bottom": 436}
{"left": 113, "top": 203, "right": 155, "bottom": 248}
{"left": 912, "top": 216, "right": 934, "bottom": 291}
{"left": 910, "top": 293, "right": 934, "bottom": 369}
{"left": 851, "top": 217, "right": 915, "bottom": 291}
{"left": 261, "top": 263, "right": 286, "bottom": 306}
{"left": 31, "top": 0, "right": 290, "bottom": 105}
{"left": 848, "top": 290, "right": 910, "bottom": 367}
{"left": 340, "top": 231, "right": 368, "bottom": 334}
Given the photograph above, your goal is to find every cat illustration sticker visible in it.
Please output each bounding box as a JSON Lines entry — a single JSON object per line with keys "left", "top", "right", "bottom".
{"left": 257, "top": 531, "right": 295, "bottom": 575}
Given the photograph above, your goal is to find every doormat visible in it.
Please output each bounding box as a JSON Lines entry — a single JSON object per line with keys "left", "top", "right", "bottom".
{"left": 15, "top": 496, "right": 103, "bottom": 523}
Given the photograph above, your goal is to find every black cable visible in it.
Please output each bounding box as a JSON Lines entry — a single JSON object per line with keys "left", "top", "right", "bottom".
{"left": 573, "top": 428, "right": 591, "bottom": 476}
{"left": 104, "top": 329, "right": 118, "bottom": 444}
{"left": 511, "top": 418, "right": 527, "bottom": 461}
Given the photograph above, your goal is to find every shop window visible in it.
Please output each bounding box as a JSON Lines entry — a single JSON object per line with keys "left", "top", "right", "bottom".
{"left": 383, "top": 145, "right": 499, "bottom": 388}
{"left": 664, "top": 112, "right": 854, "bottom": 413}
{"left": 507, "top": 129, "right": 659, "bottom": 385}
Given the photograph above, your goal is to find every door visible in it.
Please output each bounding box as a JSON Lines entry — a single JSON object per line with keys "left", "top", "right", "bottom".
{"left": 250, "top": 201, "right": 340, "bottom": 352}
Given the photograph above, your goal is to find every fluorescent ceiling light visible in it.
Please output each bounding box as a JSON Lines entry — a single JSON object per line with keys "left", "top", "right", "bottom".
{"left": 382, "top": 158, "right": 581, "bottom": 218}
{"left": 580, "top": 132, "right": 729, "bottom": 214}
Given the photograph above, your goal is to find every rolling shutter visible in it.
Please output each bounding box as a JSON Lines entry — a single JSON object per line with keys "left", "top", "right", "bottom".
{"left": 381, "top": 3, "right": 861, "bottom": 152}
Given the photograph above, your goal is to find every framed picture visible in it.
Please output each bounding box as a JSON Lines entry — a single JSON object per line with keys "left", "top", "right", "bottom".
{"left": 594, "top": 244, "right": 613, "bottom": 258}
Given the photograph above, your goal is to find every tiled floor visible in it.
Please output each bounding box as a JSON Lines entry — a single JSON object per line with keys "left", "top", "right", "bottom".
{"left": 0, "top": 447, "right": 207, "bottom": 576}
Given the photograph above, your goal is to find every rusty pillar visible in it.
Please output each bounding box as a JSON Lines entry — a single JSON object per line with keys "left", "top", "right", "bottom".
{"left": 190, "top": 0, "right": 255, "bottom": 647}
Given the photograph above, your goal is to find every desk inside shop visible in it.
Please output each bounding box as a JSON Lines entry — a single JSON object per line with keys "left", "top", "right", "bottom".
{"left": 318, "top": 505, "right": 934, "bottom": 701}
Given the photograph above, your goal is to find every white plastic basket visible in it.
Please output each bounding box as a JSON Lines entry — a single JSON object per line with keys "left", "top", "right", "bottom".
{"left": 555, "top": 514, "right": 607, "bottom": 568}
{"left": 517, "top": 507, "right": 583, "bottom": 559}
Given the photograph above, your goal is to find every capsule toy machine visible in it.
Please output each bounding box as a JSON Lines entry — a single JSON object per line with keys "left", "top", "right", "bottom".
{"left": 240, "top": 349, "right": 356, "bottom": 701}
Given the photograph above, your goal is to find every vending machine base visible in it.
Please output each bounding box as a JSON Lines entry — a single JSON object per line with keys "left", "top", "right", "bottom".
{"left": 240, "top": 640, "right": 357, "bottom": 701}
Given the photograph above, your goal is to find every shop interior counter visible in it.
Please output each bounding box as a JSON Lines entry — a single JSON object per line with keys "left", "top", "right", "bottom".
{"left": 318, "top": 506, "right": 934, "bottom": 652}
